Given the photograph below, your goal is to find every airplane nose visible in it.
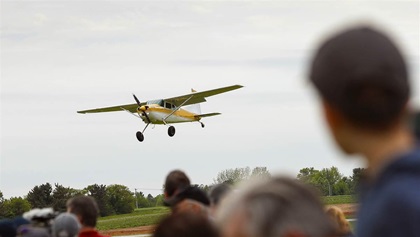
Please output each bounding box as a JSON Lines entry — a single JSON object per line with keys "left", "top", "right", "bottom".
{"left": 139, "top": 105, "right": 148, "bottom": 111}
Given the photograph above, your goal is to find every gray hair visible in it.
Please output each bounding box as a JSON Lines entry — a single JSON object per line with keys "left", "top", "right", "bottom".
{"left": 217, "top": 176, "right": 334, "bottom": 237}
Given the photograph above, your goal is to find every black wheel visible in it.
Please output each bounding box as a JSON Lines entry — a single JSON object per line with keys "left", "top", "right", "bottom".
{"left": 201, "top": 123, "right": 205, "bottom": 128}
{"left": 136, "top": 131, "right": 144, "bottom": 142}
{"left": 168, "top": 126, "right": 176, "bottom": 137}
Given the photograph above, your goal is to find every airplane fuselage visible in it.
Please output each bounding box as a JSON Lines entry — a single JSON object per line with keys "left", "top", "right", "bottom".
{"left": 140, "top": 104, "right": 199, "bottom": 124}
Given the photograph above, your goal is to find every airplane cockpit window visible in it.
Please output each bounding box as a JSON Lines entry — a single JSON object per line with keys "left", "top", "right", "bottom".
{"left": 147, "top": 100, "right": 164, "bottom": 106}
{"left": 165, "top": 102, "right": 173, "bottom": 109}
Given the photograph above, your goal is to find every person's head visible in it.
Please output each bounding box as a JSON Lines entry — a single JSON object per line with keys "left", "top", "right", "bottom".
{"left": 154, "top": 212, "right": 219, "bottom": 237}
{"left": 325, "top": 206, "right": 351, "bottom": 236}
{"left": 208, "top": 183, "right": 232, "bottom": 217}
{"left": 217, "top": 176, "right": 334, "bottom": 237}
{"left": 309, "top": 26, "right": 410, "bottom": 154}
{"left": 52, "top": 213, "right": 81, "bottom": 237}
{"left": 209, "top": 183, "right": 232, "bottom": 207}
{"left": 164, "top": 170, "right": 191, "bottom": 198}
{"left": 66, "top": 196, "right": 99, "bottom": 228}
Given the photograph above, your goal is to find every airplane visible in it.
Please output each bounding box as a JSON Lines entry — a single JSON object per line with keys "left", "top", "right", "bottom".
{"left": 77, "top": 84, "right": 243, "bottom": 142}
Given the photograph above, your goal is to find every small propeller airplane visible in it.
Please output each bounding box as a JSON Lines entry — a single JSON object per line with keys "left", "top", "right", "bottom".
{"left": 77, "top": 84, "right": 243, "bottom": 142}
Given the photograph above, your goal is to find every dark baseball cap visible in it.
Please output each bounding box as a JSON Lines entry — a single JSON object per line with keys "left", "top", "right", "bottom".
{"left": 310, "top": 26, "right": 410, "bottom": 129}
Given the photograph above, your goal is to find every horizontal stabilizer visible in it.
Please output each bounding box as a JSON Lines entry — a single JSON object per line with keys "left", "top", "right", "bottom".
{"left": 194, "top": 112, "right": 221, "bottom": 118}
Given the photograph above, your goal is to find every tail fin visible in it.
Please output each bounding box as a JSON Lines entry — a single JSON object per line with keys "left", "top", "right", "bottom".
{"left": 185, "top": 88, "right": 201, "bottom": 113}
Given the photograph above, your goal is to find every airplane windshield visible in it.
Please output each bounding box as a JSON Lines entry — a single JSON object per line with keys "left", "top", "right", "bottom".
{"left": 147, "top": 99, "right": 163, "bottom": 106}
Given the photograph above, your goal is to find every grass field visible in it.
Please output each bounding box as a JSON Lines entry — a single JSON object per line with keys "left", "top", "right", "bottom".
{"left": 97, "top": 195, "right": 357, "bottom": 231}
{"left": 97, "top": 207, "right": 170, "bottom": 231}
{"left": 322, "top": 195, "right": 357, "bottom": 205}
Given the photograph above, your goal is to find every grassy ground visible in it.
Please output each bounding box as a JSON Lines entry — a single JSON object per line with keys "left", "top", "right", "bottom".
{"left": 322, "top": 195, "right": 357, "bottom": 205}
{"left": 97, "top": 207, "right": 170, "bottom": 231}
{"left": 97, "top": 195, "right": 357, "bottom": 231}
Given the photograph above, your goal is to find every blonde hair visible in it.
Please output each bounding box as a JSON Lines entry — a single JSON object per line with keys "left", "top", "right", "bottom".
{"left": 326, "top": 206, "right": 351, "bottom": 235}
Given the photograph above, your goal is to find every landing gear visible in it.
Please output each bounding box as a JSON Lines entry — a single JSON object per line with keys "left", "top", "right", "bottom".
{"left": 136, "top": 131, "right": 144, "bottom": 142}
{"left": 199, "top": 122, "right": 205, "bottom": 128}
{"left": 168, "top": 126, "right": 176, "bottom": 137}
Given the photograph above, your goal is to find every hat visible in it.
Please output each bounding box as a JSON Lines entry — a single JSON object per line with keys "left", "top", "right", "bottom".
{"left": 51, "top": 213, "right": 80, "bottom": 237}
{"left": 310, "top": 26, "right": 409, "bottom": 128}
{"left": 0, "top": 217, "right": 30, "bottom": 237}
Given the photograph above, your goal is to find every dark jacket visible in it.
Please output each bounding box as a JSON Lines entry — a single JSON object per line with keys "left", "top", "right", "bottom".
{"left": 356, "top": 147, "right": 420, "bottom": 237}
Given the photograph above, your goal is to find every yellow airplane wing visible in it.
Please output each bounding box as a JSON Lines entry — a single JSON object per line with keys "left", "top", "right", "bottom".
{"left": 77, "top": 85, "right": 242, "bottom": 114}
{"left": 164, "top": 84, "right": 243, "bottom": 107}
{"left": 77, "top": 103, "right": 141, "bottom": 114}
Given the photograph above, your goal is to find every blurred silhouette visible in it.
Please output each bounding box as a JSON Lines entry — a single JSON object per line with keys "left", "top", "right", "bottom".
{"left": 325, "top": 206, "right": 354, "bottom": 237}
{"left": 66, "top": 196, "right": 109, "bottom": 237}
{"left": 309, "top": 25, "right": 420, "bottom": 237}
{"left": 163, "top": 170, "right": 210, "bottom": 216}
{"left": 216, "top": 176, "right": 334, "bottom": 237}
{"left": 52, "top": 213, "right": 80, "bottom": 237}
{"left": 154, "top": 212, "right": 219, "bottom": 237}
{"left": 208, "top": 183, "right": 232, "bottom": 218}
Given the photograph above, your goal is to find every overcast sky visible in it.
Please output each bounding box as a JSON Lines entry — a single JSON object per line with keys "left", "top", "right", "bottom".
{"left": 1, "top": 0, "right": 419, "bottom": 198}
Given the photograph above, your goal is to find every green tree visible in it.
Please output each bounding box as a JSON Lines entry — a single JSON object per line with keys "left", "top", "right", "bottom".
{"left": 2, "top": 197, "right": 31, "bottom": 218}
{"left": 27, "top": 183, "right": 53, "bottom": 208}
{"left": 86, "top": 184, "right": 113, "bottom": 216}
{"left": 214, "top": 167, "right": 270, "bottom": 185}
{"left": 350, "top": 168, "right": 365, "bottom": 194}
{"left": 298, "top": 167, "right": 351, "bottom": 196}
{"left": 315, "top": 167, "right": 343, "bottom": 196}
{"left": 146, "top": 194, "right": 155, "bottom": 206}
{"left": 297, "top": 167, "right": 319, "bottom": 184}
{"left": 52, "top": 184, "right": 82, "bottom": 212}
{"left": 106, "top": 184, "right": 135, "bottom": 214}
{"left": 0, "top": 191, "right": 6, "bottom": 218}
{"left": 154, "top": 194, "right": 165, "bottom": 207}
{"left": 251, "top": 167, "right": 271, "bottom": 179}
{"left": 334, "top": 177, "right": 351, "bottom": 195}
{"left": 135, "top": 191, "right": 151, "bottom": 208}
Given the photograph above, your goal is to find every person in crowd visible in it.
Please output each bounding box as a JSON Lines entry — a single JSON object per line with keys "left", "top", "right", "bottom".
{"left": 208, "top": 183, "right": 232, "bottom": 218}
{"left": 163, "top": 169, "right": 210, "bottom": 216}
{"left": 66, "top": 196, "right": 109, "bottom": 237}
{"left": 325, "top": 206, "right": 354, "bottom": 237}
{"left": 52, "top": 213, "right": 81, "bottom": 237}
{"left": 309, "top": 25, "right": 420, "bottom": 237}
{"left": 153, "top": 212, "right": 219, "bottom": 237}
{"left": 216, "top": 176, "right": 335, "bottom": 237}
{"left": 1, "top": 217, "right": 30, "bottom": 237}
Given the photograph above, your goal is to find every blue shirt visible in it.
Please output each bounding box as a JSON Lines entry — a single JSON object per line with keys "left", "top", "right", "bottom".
{"left": 357, "top": 147, "right": 420, "bottom": 237}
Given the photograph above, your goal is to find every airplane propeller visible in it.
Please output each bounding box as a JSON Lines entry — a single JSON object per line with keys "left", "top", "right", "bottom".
{"left": 132, "top": 94, "right": 151, "bottom": 123}
{"left": 133, "top": 94, "right": 141, "bottom": 107}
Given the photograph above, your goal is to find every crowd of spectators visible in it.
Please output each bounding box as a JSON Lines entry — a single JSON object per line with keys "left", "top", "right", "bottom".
{"left": 1, "top": 24, "right": 419, "bottom": 237}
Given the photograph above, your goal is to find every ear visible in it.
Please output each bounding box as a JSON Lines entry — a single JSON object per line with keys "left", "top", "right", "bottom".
{"left": 322, "top": 100, "right": 342, "bottom": 131}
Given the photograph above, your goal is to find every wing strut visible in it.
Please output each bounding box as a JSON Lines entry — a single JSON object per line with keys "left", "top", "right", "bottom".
{"left": 120, "top": 107, "right": 141, "bottom": 119}
{"left": 163, "top": 95, "right": 194, "bottom": 124}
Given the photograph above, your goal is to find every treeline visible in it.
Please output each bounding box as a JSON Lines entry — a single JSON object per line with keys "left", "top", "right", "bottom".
{"left": 297, "top": 167, "right": 364, "bottom": 196}
{"left": 0, "top": 183, "right": 162, "bottom": 219}
{"left": 0, "top": 166, "right": 364, "bottom": 219}
{"left": 212, "top": 166, "right": 364, "bottom": 196}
